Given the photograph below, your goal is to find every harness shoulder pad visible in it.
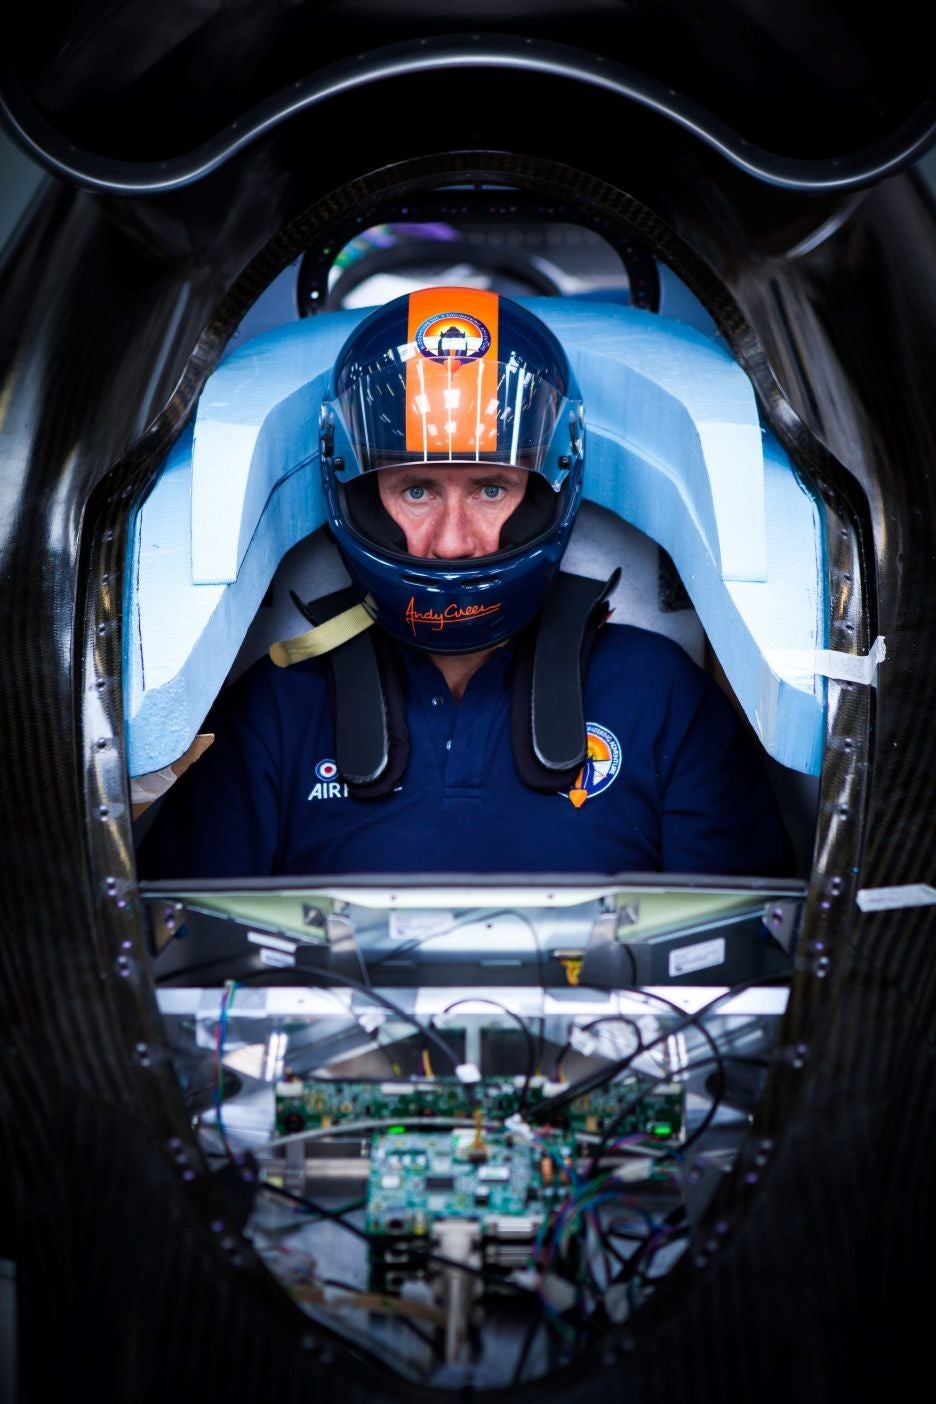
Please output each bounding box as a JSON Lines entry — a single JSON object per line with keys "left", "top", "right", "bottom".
{"left": 511, "top": 569, "right": 621, "bottom": 792}
{"left": 292, "top": 587, "right": 409, "bottom": 798}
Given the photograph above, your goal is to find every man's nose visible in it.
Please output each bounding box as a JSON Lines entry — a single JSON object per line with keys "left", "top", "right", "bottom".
{"left": 432, "top": 495, "right": 480, "bottom": 558}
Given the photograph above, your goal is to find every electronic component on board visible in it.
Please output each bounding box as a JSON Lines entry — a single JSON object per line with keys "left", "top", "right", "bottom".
{"left": 275, "top": 1074, "right": 684, "bottom": 1141}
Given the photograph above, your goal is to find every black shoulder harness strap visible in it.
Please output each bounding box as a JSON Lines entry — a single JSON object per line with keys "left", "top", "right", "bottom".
{"left": 280, "top": 570, "right": 620, "bottom": 799}
{"left": 512, "top": 567, "right": 621, "bottom": 791}
{"left": 287, "top": 586, "right": 409, "bottom": 798}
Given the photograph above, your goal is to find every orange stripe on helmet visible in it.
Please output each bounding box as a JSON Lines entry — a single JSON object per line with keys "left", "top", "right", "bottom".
{"left": 405, "top": 288, "right": 500, "bottom": 457}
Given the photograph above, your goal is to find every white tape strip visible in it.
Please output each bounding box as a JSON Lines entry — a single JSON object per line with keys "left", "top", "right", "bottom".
{"left": 856, "top": 884, "right": 936, "bottom": 912}
{"left": 767, "top": 635, "right": 886, "bottom": 686}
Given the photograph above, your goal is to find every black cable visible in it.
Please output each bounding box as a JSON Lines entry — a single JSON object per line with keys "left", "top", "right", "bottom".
{"left": 262, "top": 1182, "right": 371, "bottom": 1241}
{"left": 302, "top": 968, "right": 463, "bottom": 1078}
{"left": 198, "top": 960, "right": 470, "bottom": 1087}
{"left": 510, "top": 1314, "right": 542, "bottom": 1387}
{"left": 626, "top": 1217, "right": 691, "bottom": 1311}
{"left": 552, "top": 1013, "right": 644, "bottom": 1081}
{"left": 368, "top": 907, "right": 549, "bottom": 1075}
{"left": 530, "top": 973, "right": 789, "bottom": 1130}
{"left": 584, "top": 1037, "right": 717, "bottom": 1175}
{"left": 535, "top": 971, "right": 789, "bottom": 1184}
{"left": 587, "top": 1050, "right": 770, "bottom": 1183}
{"left": 534, "top": 990, "right": 724, "bottom": 1182}
{"left": 260, "top": 1182, "right": 539, "bottom": 1297}
{"left": 435, "top": 997, "right": 539, "bottom": 1110}
{"left": 665, "top": 1051, "right": 768, "bottom": 1158}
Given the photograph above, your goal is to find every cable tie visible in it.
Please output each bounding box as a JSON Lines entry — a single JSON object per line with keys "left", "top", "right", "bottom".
{"left": 569, "top": 1027, "right": 598, "bottom": 1057}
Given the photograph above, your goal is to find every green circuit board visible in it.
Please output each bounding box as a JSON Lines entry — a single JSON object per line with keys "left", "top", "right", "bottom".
{"left": 275, "top": 1075, "right": 683, "bottom": 1140}
{"left": 365, "top": 1129, "right": 570, "bottom": 1235}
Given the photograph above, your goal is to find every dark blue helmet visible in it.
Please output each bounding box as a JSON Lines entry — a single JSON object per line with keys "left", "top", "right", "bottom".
{"left": 319, "top": 287, "right": 585, "bottom": 653}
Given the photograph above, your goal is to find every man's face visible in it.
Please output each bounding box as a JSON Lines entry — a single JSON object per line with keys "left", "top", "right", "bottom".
{"left": 376, "top": 464, "right": 529, "bottom": 559}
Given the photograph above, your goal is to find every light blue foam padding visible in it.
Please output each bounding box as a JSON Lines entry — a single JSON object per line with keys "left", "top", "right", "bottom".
{"left": 529, "top": 299, "right": 767, "bottom": 582}
{"left": 191, "top": 310, "right": 364, "bottom": 582}
{"left": 125, "top": 298, "right": 826, "bottom": 778}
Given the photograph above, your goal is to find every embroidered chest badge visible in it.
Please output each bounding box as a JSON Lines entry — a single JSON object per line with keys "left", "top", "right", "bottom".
{"left": 307, "top": 758, "right": 348, "bottom": 801}
{"left": 564, "top": 723, "right": 622, "bottom": 808}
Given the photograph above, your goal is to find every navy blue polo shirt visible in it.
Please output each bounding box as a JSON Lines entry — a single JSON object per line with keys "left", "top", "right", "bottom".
{"left": 137, "top": 625, "right": 794, "bottom": 879}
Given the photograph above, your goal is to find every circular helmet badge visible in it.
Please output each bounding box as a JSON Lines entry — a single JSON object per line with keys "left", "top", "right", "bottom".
{"left": 415, "top": 310, "right": 492, "bottom": 362}
{"left": 566, "top": 723, "right": 622, "bottom": 808}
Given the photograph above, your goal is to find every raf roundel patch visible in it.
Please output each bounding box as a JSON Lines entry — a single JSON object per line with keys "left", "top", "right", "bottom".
{"left": 308, "top": 757, "right": 348, "bottom": 801}
{"left": 415, "top": 310, "right": 491, "bottom": 362}
{"left": 564, "top": 723, "right": 622, "bottom": 809}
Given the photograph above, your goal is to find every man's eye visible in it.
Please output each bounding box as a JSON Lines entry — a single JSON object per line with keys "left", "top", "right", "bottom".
{"left": 482, "top": 485, "right": 504, "bottom": 500}
{"left": 404, "top": 485, "right": 427, "bottom": 501}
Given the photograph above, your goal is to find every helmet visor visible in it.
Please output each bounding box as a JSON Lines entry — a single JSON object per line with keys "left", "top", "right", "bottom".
{"left": 329, "top": 355, "right": 580, "bottom": 485}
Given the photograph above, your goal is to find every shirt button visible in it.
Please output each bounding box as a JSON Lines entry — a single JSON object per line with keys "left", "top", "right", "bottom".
{"left": 431, "top": 695, "right": 445, "bottom": 707}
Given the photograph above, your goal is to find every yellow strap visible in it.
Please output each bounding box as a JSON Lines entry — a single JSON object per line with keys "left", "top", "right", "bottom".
{"left": 269, "top": 599, "right": 375, "bottom": 667}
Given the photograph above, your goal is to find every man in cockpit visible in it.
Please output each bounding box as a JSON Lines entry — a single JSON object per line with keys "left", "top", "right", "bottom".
{"left": 138, "top": 287, "right": 794, "bottom": 879}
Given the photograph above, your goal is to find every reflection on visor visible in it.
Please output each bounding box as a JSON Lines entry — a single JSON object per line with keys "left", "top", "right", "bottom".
{"left": 332, "top": 356, "right": 578, "bottom": 483}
